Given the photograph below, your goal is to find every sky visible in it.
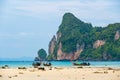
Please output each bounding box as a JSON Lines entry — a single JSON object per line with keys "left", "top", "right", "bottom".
{"left": 0, "top": 0, "right": 120, "bottom": 60}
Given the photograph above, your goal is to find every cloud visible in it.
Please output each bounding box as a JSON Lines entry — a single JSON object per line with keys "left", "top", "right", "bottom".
{"left": 19, "top": 32, "right": 34, "bottom": 36}
{"left": 1, "top": 0, "right": 120, "bottom": 26}
{"left": 0, "top": 32, "right": 35, "bottom": 39}
{"left": 0, "top": 32, "right": 55, "bottom": 40}
{"left": 7, "top": 0, "right": 118, "bottom": 15}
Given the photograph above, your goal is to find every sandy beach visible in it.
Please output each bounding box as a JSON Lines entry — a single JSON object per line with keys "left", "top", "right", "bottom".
{"left": 0, "top": 66, "right": 120, "bottom": 80}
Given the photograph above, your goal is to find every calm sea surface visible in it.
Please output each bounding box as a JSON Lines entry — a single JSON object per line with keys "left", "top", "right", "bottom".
{"left": 0, "top": 61, "right": 120, "bottom": 68}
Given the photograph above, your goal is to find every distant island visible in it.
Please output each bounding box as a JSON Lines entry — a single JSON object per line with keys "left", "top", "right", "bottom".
{"left": 36, "top": 13, "right": 120, "bottom": 61}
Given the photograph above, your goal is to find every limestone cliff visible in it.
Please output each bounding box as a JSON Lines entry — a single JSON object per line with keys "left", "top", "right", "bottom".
{"left": 115, "top": 31, "right": 120, "bottom": 40}
{"left": 48, "top": 35, "right": 56, "bottom": 54}
{"left": 57, "top": 42, "right": 84, "bottom": 60}
{"left": 47, "top": 13, "right": 120, "bottom": 60}
{"left": 93, "top": 40, "right": 105, "bottom": 48}
{"left": 49, "top": 35, "right": 84, "bottom": 60}
{"left": 48, "top": 13, "right": 90, "bottom": 60}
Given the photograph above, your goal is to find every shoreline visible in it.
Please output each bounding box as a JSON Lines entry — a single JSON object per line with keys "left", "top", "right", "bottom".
{"left": 0, "top": 66, "right": 120, "bottom": 80}
{"left": 0, "top": 61, "right": 120, "bottom": 68}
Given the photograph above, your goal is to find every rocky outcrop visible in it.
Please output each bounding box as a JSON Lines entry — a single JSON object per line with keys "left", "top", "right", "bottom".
{"left": 57, "top": 42, "right": 84, "bottom": 60}
{"left": 57, "top": 32, "right": 61, "bottom": 42}
{"left": 57, "top": 42, "right": 64, "bottom": 60}
{"left": 114, "top": 31, "right": 120, "bottom": 40}
{"left": 57, "top": 42, "right": 74, "bottom": 60}
{"left": 47, "top": 13, "right": 120, "bottom": 61}
{"left": 93, "top": 40, "right": 105, "bottom": 48}
{"left": 74, "top": 43, "right": 84, "bottom": 60}
{"left": 48, "top": 35, "right": 56, "bottom": 54}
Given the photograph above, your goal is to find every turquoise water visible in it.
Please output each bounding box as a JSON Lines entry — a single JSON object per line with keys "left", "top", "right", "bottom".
{"left": 0, "top": 61, "right": 120, "bottom": 68}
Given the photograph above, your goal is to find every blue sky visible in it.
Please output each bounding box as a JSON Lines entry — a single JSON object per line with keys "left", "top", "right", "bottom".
{"left": 0, "top": 0, "right": 120, "bottom": 60}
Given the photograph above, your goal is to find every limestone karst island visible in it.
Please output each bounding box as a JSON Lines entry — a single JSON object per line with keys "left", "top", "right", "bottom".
{"left": 39, "top": 13, "right": 120, "bottom": 61}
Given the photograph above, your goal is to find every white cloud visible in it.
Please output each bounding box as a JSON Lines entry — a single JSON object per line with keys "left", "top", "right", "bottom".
{"left": 19, "top": 32, "right": 34, "bottom": 36}
{"left": 9, "top": 0, "right": 117, "bottom": 15}
{"left": 2, "top": 0, "right": 120, "bottom": 26}
{"left": 0, "top": 32, "right": 55, "bottom": 40}
{"left": 0, "top": 32, "right": 35, "bottom": 39}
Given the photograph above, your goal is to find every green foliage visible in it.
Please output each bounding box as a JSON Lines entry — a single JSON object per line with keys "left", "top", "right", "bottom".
{"left": 38, "top": 49, "right": 47, "bottom": 60}
{"left": 47, "top": 54, "right": 53, "bottom": 60}
{"left": 80, "top": 40, "right": 120, "bottom": 60}
{"left": 58, "top": 13, "right": 92, "bottom": 53}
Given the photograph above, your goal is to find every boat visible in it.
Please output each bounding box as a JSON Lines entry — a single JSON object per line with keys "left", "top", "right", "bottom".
{"left": 43, "top": 62, "right": 52, "bottom": 66}
{"left": 73, "top": 62, "right": 90, "bottom": 66}
{"left": 32, "top": 61, "right": 41, "bottom": 68}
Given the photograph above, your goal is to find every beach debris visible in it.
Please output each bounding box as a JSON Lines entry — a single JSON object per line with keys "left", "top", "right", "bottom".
{"left": 29, "top": 69, "right": 36, "bottom": 72}
{"left": 49, "top": 67, "right": 52, "bottom": 70}
{"left": 18, "top": 67, "right": 26, "bottom": 69}
{"left": 77, "top": 66, "right": 83, "bottom": 68}
{"left": 32, "top": 62, "right": 41, "bottom": 68}
{"left": 37, "top": 75, "right": 41, "bottom": 77}
{"left": 8, "top": 76, "right": 12, "bottom": 78}
{"left": 107, "top": 67, "right": 113, "bottom": 70}
{"left": 93, "top": 71, "right": 103, "bottom": 73}
{"left": 107, "top": 67, "right": 120, "bottom": 72}
{"left": 104, "top": 71, "right": 108, "bottom": 74}
{"left": 117, "top": 75, "right": 120, "bottom": 77}
{"left": 82, "top": 77, "right": 85, "bottom": 79}
{"left": 13, "top": 75, "right": 18, "bottom": 77}
{"left": 38, "top": 67, "right": 45, "bottom": 71}
{"left": 0, "top": 75, "right": 2, "bottom": 77}
{"left": 113, "top": 70, "right": 115, "bottom": 73}
{"left": 54, "top": 67, "right": 63, "bottom": 70}
{"left": 19, "top": 72, "right": 24, "bottom": 74}
{"left": 94, "top": 71, "right": 108, "bottom": 74}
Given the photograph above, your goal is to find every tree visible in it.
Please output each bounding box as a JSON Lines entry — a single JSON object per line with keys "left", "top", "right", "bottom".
{"left": 38, "top": 49, "right": 47, "bottom": 60}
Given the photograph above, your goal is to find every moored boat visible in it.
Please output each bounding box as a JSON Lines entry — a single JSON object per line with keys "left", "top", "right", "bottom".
{"left": 32, "top": 61, "right": 41, "bottom": 68}
{"left": 73, "top": 62, "right": 90, "bottom": 66}
{"left": 43, "top": 62, "right": 52, "bottom": 66}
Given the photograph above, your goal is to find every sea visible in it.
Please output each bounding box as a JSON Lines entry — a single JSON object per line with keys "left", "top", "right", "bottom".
{"left": 0, "top": 61, "right": 120, "bottom": 68}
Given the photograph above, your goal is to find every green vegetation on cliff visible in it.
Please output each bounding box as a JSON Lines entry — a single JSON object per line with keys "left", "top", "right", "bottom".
{"left": 80, "top": 23, "right": 120, "bottom": 60}
{"left": 48, "top": 13, "right": 120, "bottom": 60}
{"left": 58, "top": 13, "right": 92, "bottom": 53}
